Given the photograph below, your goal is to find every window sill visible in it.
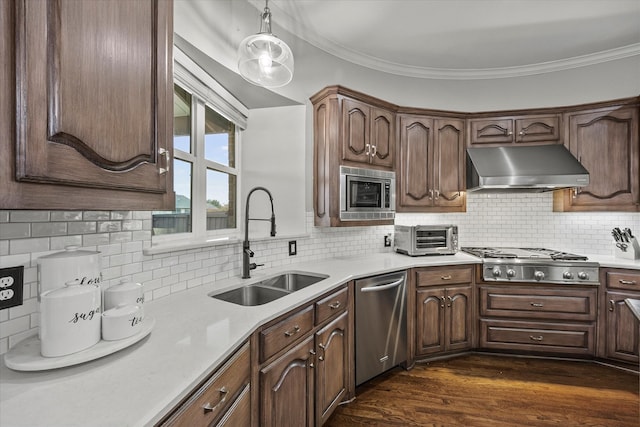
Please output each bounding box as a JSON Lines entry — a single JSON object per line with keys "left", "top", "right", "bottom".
{"left": 144, "top": 232, "right": 311, "bottom": 256}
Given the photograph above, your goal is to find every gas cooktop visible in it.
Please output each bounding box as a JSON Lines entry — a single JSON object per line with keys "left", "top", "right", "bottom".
{"left": 461, "top": 247, "right": 589, "bottom": 261}
{"left": 462, "top": 247, "right": 599, "bottom": 285}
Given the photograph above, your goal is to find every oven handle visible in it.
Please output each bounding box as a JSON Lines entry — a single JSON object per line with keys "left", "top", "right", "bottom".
{"left": 360, "top": 278, "right": 404, "bottom": 293}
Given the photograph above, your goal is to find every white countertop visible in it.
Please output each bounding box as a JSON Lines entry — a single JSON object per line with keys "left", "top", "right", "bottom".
{"left": 1, "top": 251, "right": 638, "bottom": 427}
{"left": 0, "top": 252, "right": 479, "bottom": 427}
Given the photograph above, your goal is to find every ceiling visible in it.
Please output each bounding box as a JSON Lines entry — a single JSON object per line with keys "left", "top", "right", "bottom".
{"left": 252, "top": 0, "right": 640, "bottom": 79}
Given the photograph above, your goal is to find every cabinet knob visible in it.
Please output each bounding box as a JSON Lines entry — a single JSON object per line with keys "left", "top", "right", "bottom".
{"left": 371, "top": 145, "right": 377, "bottom": 157}
{"left": 609, "top": 299, "right": 615, "bottom": 312}
{"left": 365, "top": 143, "right": 371, "bottom": 156}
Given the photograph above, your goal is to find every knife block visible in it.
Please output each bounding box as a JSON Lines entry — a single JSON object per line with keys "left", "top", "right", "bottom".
{"left": 614, "top": 237, "right": 640, "bottom": 260}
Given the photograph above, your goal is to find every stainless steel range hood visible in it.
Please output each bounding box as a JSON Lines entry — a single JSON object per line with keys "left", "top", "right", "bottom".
{"left": 466, "top": 145, "right": 589, "bottom": 192}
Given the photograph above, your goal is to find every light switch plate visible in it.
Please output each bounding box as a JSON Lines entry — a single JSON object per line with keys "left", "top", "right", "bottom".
{"left": 0, "top": 266, "right": 24, "bottom": 310}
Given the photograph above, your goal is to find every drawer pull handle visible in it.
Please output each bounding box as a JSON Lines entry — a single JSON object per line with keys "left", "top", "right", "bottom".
{"left": 202, "top": 387, "right": 228, "bottom": 413}
{"left": 441, "top": 275, "right": 452, "bottom": 280}
{"left": 447, "top": 295, "right": 452, "bottom": 307}
{"left": 329, "top": 301, "right": 341, "bottom": 309}
{"left": 529, "top": 335, "right": 544, "bottom": 342}
{"left": 619, "top": 279, "right": 637, "bottom": 285}
{"left": 609, "top": 299, "right": 615, "bottom": 312}
{"left": 284, "top": 325, "right": 301, "bottom": 337}
{"left": 530, "top": 302, "right": 544, "bottom": 308}
{"left": 440, "top": 296, "right": 446, "bottom": 308}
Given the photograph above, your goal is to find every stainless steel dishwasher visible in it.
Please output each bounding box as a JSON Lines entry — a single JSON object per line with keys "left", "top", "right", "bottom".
{"left": 355, "top": 270, "right": 407, "bottom": 385}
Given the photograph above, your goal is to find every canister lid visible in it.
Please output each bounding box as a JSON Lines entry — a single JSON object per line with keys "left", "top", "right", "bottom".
{"left": 105, "top": 280, "right": 143, "bottom": 294}
{"left": 103, "top": 304, "right": 141, "bottom": 317}
{"left": 41, "top": 280, "right": 99, "bottom": 299}
{"left": 37, "top": 245, "right": 101, "bottom": 262}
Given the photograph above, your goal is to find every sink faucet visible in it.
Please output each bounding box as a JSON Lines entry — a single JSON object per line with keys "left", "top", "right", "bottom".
{"left": 243, "top": 186, "right": 276, "bottom": 279}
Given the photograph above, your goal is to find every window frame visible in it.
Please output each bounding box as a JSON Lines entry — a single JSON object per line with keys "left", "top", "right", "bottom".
{"left": 152, "top": 48, "right": 248, "bottom": 245}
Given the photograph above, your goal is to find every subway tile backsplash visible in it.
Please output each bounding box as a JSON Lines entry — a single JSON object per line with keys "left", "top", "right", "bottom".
{"left": 1, "top": 192, "right": 639, "bottom": 355}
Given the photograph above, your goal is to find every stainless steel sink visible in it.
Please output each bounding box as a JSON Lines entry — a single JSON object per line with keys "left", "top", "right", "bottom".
{"left": 210, "top": 272, "right": 329, "bottom": 306}
{"left": 212, "top": 285, "right": 289, "bottom": 306}
{"left": 257, "top": 272, "right": 329, "bottom": 292}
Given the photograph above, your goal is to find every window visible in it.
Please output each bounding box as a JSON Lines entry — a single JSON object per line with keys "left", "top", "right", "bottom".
{"left": 152, "top": 83, "right": 240, "bottom": 240}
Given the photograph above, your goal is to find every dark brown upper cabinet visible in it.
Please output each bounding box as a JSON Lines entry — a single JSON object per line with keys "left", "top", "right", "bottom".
{"left": 1, "top": 0, "right": 174, "bottom": 210}
{"left": 468, "top": 114, "right": 561, "bottom": 146}
{"left": 554, "top": 102, "right": 639, "bottom": 212}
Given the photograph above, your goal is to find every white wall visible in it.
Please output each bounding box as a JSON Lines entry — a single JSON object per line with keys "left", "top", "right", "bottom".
{"left": 241, "top": 105, "right": 307, "bottom": 237}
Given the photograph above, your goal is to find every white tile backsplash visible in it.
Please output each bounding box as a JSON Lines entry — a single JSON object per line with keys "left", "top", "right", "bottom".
{"left": 1, "top": 194, "right": 639, "bottom": 354}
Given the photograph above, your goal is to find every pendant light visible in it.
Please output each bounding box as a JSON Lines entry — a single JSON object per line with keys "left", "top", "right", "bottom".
{"left": 237, "top": 0, "right": 294, "bottom": 88}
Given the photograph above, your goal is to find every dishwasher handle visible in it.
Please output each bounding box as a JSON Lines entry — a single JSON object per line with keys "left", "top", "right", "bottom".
{"left": 359, "top": 278, "right": 404, "bottom": 293}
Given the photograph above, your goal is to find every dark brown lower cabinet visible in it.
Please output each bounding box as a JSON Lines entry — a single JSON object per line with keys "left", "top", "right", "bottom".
{"left": 416, "top": 285, "right": 473, "bottom": 357}
{"left": 260, "top": 335, "right": 316, "bottom": 427}
{"left": 604, "top": 291, "right": 640, "bottom": 364}
{"left": 315, "top": 312, "right": 349, "bottom": 426}
{"left": 256, "top": 285, "right": 352, "bottom": 427}
{"left": 478, "top": 285, "right": 598, "bottom": 357}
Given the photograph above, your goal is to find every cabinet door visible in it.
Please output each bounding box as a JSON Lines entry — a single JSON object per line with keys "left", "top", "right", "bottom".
{"left": 515, "top": 115, "right": 561, "bottom": 143}
{"left": 560, "top": 106, "right": 639, "bottom": 211}
{"left": 445, "top": 286, "right": 472, "bottom": 351}
{"left": 397, "top": 115, "right": 434, "bottom": 209}
{"left": 15, "top": 0, "right": 172, "bottom": 194}
{"left": 260, "top": 335, "right": 315, "bottom": 427}
{"left": 315, "top": 311, "right": 349, "bottom": 426}
{"left": 605, "top": 291, "right": 640, "bottom": 364}
{"left": 341, "top": 98, "right": 371, "bottom": 165}
{"left": 370, "top": 107, "right": 395, "bottom": 168}
{"left": 416, "top": 288, "right": 445, "bottom": 355}
{"left": 433, "top": 118, "right": 465, "bottom": 209}
{"left": 468, "top": 118, "right": 514, "bottom": 145}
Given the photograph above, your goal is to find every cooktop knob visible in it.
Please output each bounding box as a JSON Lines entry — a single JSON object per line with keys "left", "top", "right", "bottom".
{"left": 534, "top": 271, "right": 545, "bottom": 281}
{"left": 577, "top": 271, "right": 589, "bottom": 280}
{"left": 506, "top": 269, "right": 516, "bottom": 278}
{"left": 563, "top": 271, "right": 574, "bottom": 280}
{"left": 492, "top": 267, "right": 502, "bottom": 277}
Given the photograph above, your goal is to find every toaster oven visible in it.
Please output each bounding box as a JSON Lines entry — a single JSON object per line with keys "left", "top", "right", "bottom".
{"left": 394, "top": 225, "right": 458, "bottom": 256}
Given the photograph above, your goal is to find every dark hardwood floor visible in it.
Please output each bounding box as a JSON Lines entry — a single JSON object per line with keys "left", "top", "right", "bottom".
{"left": 326, "top": 354, "right": 639, "bottom": 427}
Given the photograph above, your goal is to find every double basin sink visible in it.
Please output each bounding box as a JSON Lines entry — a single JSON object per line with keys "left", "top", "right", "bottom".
{"left": 210, "top": 272, "right": 329, "bottom": 306}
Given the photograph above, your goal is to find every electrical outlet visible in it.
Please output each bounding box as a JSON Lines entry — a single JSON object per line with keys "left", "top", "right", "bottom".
{"left": 0, "top": 266, "right": 24, "bottom": 310}
{"left": 288, "top": 240, "right": 297, "bottom": 256}
{"left": 384, "top": 234, "right": 392, "bottom": 247}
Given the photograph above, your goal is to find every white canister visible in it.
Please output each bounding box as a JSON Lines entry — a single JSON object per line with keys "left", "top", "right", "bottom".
{"left": 102, "top": 304, "right": 144, "bottom": 341}
{"left": 104, "top": 280, "right": 144, "bottom": 311}
{"left": 37, "top": 245, "right": 102, "bottom": 296}
{"left": 40, "top": 280, "right": 101, "bottom": 357}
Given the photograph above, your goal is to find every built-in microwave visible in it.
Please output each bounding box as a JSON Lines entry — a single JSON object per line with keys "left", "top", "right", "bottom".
{"left": 339, "top": 166, "right": 395, "bottom": 221}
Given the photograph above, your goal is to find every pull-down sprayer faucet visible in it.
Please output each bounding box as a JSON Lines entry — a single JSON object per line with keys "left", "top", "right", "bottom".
{"left": 243, "top": 186, "right": 276, "bottom": 279}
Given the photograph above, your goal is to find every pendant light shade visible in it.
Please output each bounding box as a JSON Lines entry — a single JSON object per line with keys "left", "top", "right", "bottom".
{"left": 237, "top": 0, "right": 294, "bottom": 88}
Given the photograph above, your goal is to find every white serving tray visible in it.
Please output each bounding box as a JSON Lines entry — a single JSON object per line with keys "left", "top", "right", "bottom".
{"left": 3, "top": 317, "right": 155, "bottom": 371}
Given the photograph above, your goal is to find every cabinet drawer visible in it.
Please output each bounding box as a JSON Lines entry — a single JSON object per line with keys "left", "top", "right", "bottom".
{"left": 162, "top": 343, "right": 250, "bottom": 427}
{"left": 606, "top": 271, "right": 640, "bottom": 291}
{"left": 480, "top": 287, "right": 597, "bottom": 321}
{"left": 416, "top": 267, "right": 472, "bottom": 287}
{"left": 260, "top": 305, "right": 314, "bottom": 362}
{"left": 216, "top": 384, "right": 250, "bottom": 427}
{"left": 480, "top": 319, "right": 595, "bottom": 356}
{"left": 315, "top": 287, "right": 348, "bottom": 325}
